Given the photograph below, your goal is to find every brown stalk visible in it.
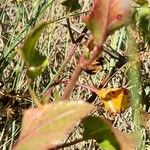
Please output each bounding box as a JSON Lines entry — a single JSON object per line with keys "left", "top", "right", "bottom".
{"left": 49, "top": 138, "right": 84, "bottom": 150}
{"left": 61, "top": 63, "right": 83, "bottom": 100}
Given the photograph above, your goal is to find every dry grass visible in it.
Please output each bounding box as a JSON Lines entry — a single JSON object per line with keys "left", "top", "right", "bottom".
{"left": 0, "top": 0, "right": 150, "bottom": 149}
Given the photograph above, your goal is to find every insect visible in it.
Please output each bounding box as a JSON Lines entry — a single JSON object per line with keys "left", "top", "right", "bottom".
{"left": 84, "top": 57, "right": 104, "bottom": 75}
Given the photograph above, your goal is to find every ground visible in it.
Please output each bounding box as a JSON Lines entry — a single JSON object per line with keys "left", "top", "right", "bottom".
{"left": 0, "top": 0, "right": 150, "bottom": 149}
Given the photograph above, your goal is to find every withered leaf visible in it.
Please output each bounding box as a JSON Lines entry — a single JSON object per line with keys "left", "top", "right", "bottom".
{"left": 14, "top": 101, "right": 95, "bottom": 150}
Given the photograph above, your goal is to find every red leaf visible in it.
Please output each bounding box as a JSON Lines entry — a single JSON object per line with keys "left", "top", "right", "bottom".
{"left": 82, "top": 0, "right": 109, "bottom": 46}
{"left": 108, "top": 0, "right": 130, "bottom": 31}
{"left": 82, "top": 0, "right": 130, "bottom": 46}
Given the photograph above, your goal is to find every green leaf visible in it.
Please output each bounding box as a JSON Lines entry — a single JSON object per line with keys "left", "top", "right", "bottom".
{"left": 53, "top": 89, "right": 61, "bottom": 101}
{"left": 100, "top": 140, "right": 117, "bottom": 150}
{"left": 82, "top": 116, "right": 137, "bottom": 150}
{"left": 134, "top": 6, "right": 150, "bottom": 43}
{"left": 82, "top": 116, "right": 120, "bottom": 150}
{"left": 14, "top": 101, "right": 95, "bottom": 150}
{"left": 61, "top": 0, "right": 81, "bottom": 13}
{"left": 133, "top": 0, "right": 148, "bottom": 5}
{"left": 19, "top": 21, "right": 49, "bottom": 80}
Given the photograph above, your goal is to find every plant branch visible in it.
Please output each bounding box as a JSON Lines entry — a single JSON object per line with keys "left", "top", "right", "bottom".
{"left": 43, "top": 27, "right": 88, "bottom": 95}
{"left": 62, "top": 23, "right": 127, "bottom": 63}
{"left": 61, "top": 80, "right": 99, "bottom": 93}
{"left": 103, "top": 44, "right": 127, "bottom": 63}
{"left": 86, "top": 57, "right": 127, "bottom": 103}
{"left": 27, "top": 79, "right": 42, "bottom": 107}
{"left": 66, "top": 17, "right": 76, "bottom": 43}
{"left": 61, "top": 64, "right": 83, "bottom": 100}
{"left": 61, "top": 44, "right": 103, "bottom": 100}
{"left": 49, "top": 138, "right": 84, "bottom": 150}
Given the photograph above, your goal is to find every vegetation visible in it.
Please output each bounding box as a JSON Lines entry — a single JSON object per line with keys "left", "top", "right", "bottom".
{"left": 0, "top": 0, "right": 149, "bottom": 149}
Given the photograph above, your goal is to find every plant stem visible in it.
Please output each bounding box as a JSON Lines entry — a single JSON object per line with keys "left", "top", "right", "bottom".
{"left": 61, "top": 43, "right": 102, "bottom": 100}
{"left": 86, "top": 56, "right": 127, "bottom": 103}
{"left": 43, "top": 27, "right": 88, "bottom": 95}
{"left": 61, "top": 64, "right": 83, "bottom": 100}
{"left": 27, "top": 79, "right": 42, "bottom": 107}
{"left": 49, "top": 138, "right": 84, "bottom": 150}
{"left": 66, "top": 17, "right": 76, "bottom": 43}
{"left": 127, "top": 27, "right": 142, "bottom": 149}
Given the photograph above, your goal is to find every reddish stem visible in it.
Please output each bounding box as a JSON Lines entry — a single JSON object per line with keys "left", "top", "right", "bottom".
{"left": 61, "top": 80, "right": 98, "bottom": 93}
{"left": 61, "top": 64, "right": 82, "bottom": 100}
{"left": 61, "top": 41, "right": 102, "bottom": 100}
